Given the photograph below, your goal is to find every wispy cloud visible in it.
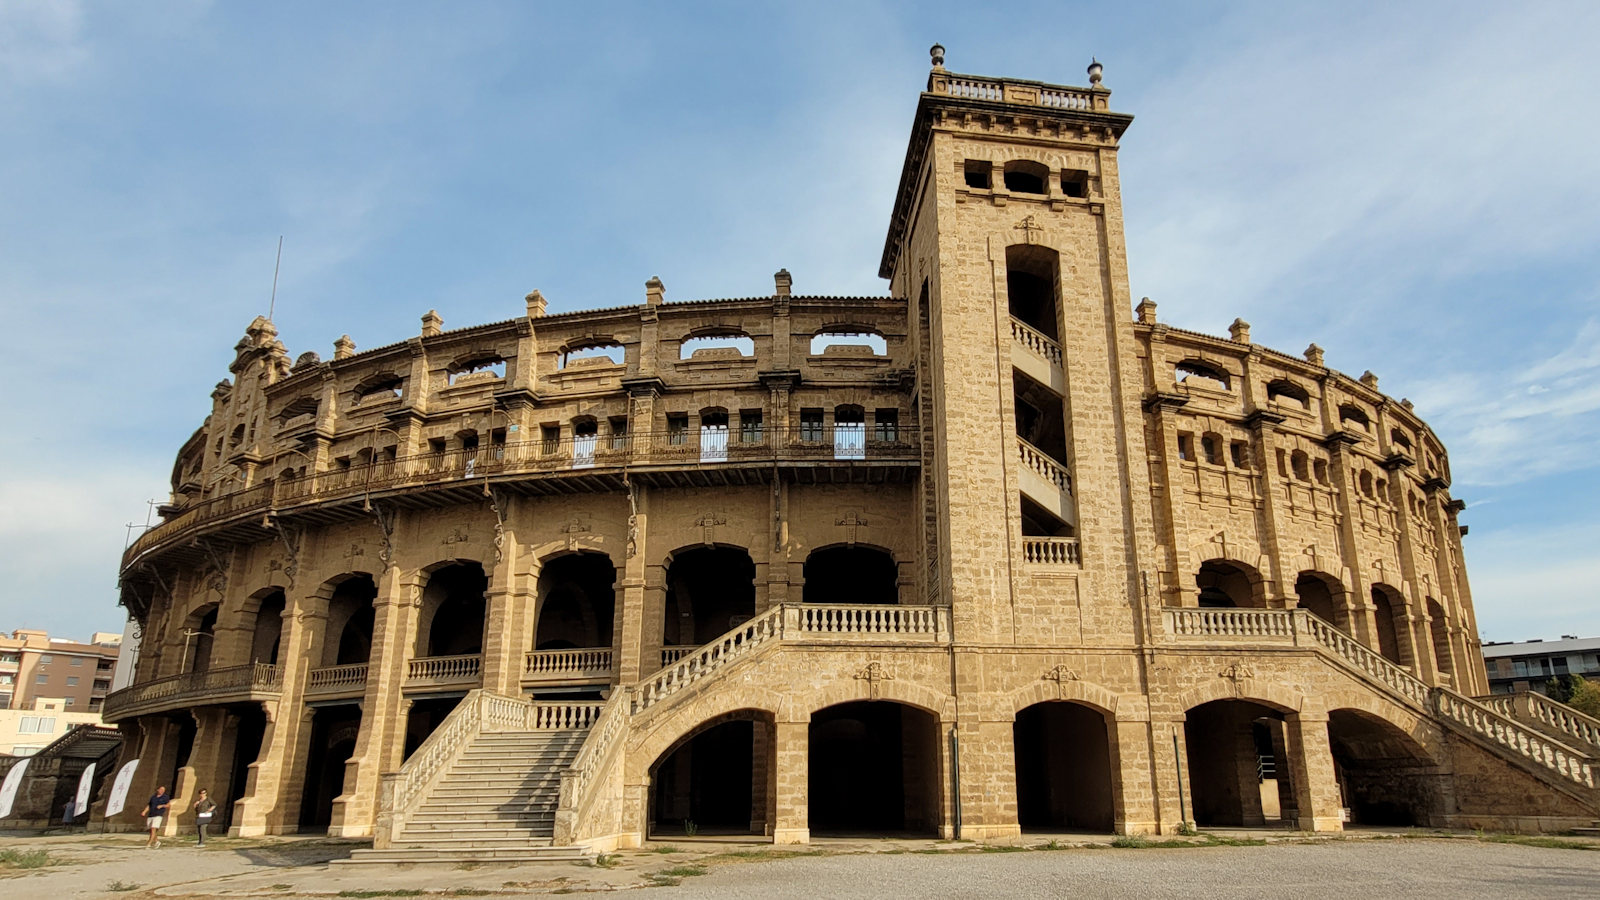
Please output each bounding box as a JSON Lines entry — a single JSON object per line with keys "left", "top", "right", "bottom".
{"left": 0, "top": 0, "right": 88, "bottom": 85}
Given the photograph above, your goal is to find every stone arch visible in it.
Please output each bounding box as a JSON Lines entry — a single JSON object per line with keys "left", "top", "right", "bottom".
{"left": 791, "top": 672, "right": 954, "bottom": 723}
{"left": 802, "top": 543, "right": 898, "bottom": 605}
{"left": 644, "top": 706, "right": 776, "bottom": 837}
{"left": 808, "top": 698, "right": 943, "bottom": 836}
{"left": 1196, "top": 557, "right": 1269, "bottom": 609}
{"left": 1174, "top": 678, "right": 1305, "bottom": 716}
{"left": 1013, "top": 699, "right": 1118, "bottom": 832}
{"left": 1326, "top": 705, "right": 1447, "bottom": 826}
{"left": 629, "top": 688, "right": 788, "bottom": 778}
{"left": 414, "top": 559, "right": 489, "bottom": 657}
{"left": 1295, "top": 570, "right": 1350, "bottom": 633}
{"left": 1006, "top": 675, "right": 1122, "bottom": 718}
{"left": 1004, "top": 243, "right": 1061, "bottom": 341}
{"left": 661, "top": 543, "right": 756, "bottom": 646}
{"left": 532, "top": 550, "right": 617, "bottom": 651}
{"left": 179, "top": 601, "right": 221, "bottom": 673}
{"left": 1369, "top": 582, "right": 1410, "bottom": 666}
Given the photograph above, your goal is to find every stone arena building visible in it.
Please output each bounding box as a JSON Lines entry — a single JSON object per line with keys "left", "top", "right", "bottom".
{"left": 97, "top": 52, "right": 1600, "bottom": 858}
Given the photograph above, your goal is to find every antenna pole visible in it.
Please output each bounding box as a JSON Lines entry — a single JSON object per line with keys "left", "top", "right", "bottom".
{"left": 267, "top": 235, "right": 283, "bottom": 321}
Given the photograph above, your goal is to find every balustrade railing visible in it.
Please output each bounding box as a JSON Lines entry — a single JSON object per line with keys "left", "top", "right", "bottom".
{"left": 523, "top": 648, "right": 613, "bottom": 682}
{"left": 1164, "top": 607, "right": 1298, "bottom": 641}
{"left": 928, "top": 72, "right": 1105, "bottom": 113}
{"left": 405, "top": 654, "right": 482, "bottom": 685}
{"left": 1017, "top": 438, "right": 1072, "bottom": 493}
{"left": 554, "top": 690, "right": 630, "bottom": 846}
{"left": 102, "top": 662, "right": 279, "bottom": 721}
{"left": 1481, "top": 691, "right": 1600, "bottom": 755}
{"left": 1010, "top": 317, "right": 1063, "bottom": 368}
{"left": 1298, "top": 613, "right": 1434, "bottom": 710}
{"left": 528, "top": 702, "right": 604, "bottom": 730}
{"left": 632, "top": 606, "right": 785, "bottom": 716}
{"left": 796, "top": 604, "right": 946, "bottom": 638}
{"left": 1434, "top": 690, "right": 1595, "bottom": 789}
{"left": 306, "top": 662, "right": 369, "bottom": 695}
{"left": 127, "top": 428, "right": 921, "bottom": 568}
{"left": 660, "top": 647, "right": 693, "bottom": 667}
{"left": 1022, "top": 536, "right": 1080, "bottom": 566}
{"left": 379, "top": 688, "right": 490, "bottom": 846}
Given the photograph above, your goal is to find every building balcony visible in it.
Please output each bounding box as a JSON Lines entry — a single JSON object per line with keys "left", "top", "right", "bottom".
{"left": 1010, "top": 316, "right": 1065, "bottom": 394}
{"left": 1016, "top": 437, "right": 1075, "bottom": 525}
{"left": 404, "top": 654, "right": 482, "bottom": 692}
{"left": 305, "top": 662, "right": 370, "bottom": 700}
{"left": 1022, "top": 536, "right": 1080, "bottom": 567}
{"left": 522, "top": 648, "right": 612, "bottom": 687}
{"left": 101, "top": 663, "right": 280, "bottom": 723}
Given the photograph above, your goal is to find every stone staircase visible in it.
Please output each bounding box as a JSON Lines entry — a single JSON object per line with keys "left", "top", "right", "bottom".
{"left": 344, "top": 698, "right": 601, "bottom": 864}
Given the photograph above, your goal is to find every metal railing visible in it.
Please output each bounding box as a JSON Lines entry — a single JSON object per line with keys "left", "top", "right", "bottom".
{"left": 101, "top": 663, "right": 280, "bottom": 721}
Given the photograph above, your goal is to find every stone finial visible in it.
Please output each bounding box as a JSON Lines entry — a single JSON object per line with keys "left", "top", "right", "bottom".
{"left": 930, "top": 44, "right": 945, "bottom": 70}
{"left": 1087, "top": 58, "right": 1104, "bottom": 88}
{"left": 774, "top": 268, "right": 792, "bottom": 298}
{"left": 1401, "top": 398, "right": 1414, "bottom": 411}
{"left": 1304, "top": 343, "right": 1325, "bottom": 366}
{"left": 645, "top": 276, "right": 665, "bottom": 306}
{"left": 1229, "top": 318, "right": 1251, "bottom": 344}
{"left": 525, "top": 290, "right": 547, "bottom": 318}
{"left": 1360, "top": 370, "right": 1379, "bottom": 389}
{"left": 421, "top": 309, "right": 443, "bottom": 338}
{"left": 1135, "top": 297, "right": 1157, "bottom": 324}
{"left": 333, "top": 335, "right": 356, "bottom": 360}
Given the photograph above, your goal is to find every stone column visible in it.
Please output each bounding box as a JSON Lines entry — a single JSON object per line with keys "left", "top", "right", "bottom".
{"left": 772, "top": 718, "right": 809, "bottom": 844}
{"left": 1112, "top": 714, "right": 1157, "bottom": 834}
{"left": 1149, "top": 717, "right": 1192, "bottom": 833}
{"left": 1323, "top": 434, "right": 1379, "bottom": 647}
{"left": 329, "top": 566, "right": 419, "bottom": 836}
{"left": 1284, "top": 712, "right": 1342, "bottom": 832}
{"left": 615, "top": 484, "right": 651, "bottom": 683}
{"left": 955, "top": 718, "right": 1020, "bottom": 839}
{"left": 750, "top": 717, "right": 774, "bottom": 835}
{"left": 232, "top": 590, "right": 326, "bottom": 836}
{"left": 482, "top": 506, "right": 533, "bottom": 695}
{"left": 116, "top": 716, "right": 181, "bottom": 832}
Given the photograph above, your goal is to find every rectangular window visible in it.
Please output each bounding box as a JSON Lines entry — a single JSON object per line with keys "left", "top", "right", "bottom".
{"left": 39, "top": 655, "right": 52, "bottom": 665}
{"left": 63, "top": 696, "right": 75, "bottom": 707}
{"left": 88, "top": 698, "right": 103, "bottom": 712}
{"left": 874, "top": 409, "right": 899, "bottom": 443}
{"left": 609, "top": 416, "right": 629, "bottom": 450}
{"left": 963, "top": 159, "right": 991, "bottom": 190}
{"left": 66, "top": 676, "right": 79, "bottom": 687}
{"left": 667, "top": 413, "right": 689, "bottom": 445}
{"left": 1061, "top": 169, "right": 1089, "bottom": 198}
{"left": 1230, "top": 441, "right": 1249, "bottom": 468}
{"left": 740, "top": 410, "right": 764, "bottom": 443}
{"left": 70, "top": 657, "right": 82, "bottom": 667}
{"left": 1177, "top": 433, "right": 1193, "bottom": 461}
{"left": 540, "top": 424, "right": 560, "bottom": 454}
{"left": 36, "top": 673, "right": 49, "bottom": 685}
{"left": 800, "top": 409, "right": 824, "bottom": 442}
{"left": 38, "top": 717, "right": 54, "bottom": 732}
{"left": 18, "top": 716, "right": 38, "bottom": 733}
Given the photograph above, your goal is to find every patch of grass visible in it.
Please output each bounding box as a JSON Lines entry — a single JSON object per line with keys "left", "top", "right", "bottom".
{"left": 709, "top": 848, "right": 829, "bottom": 863}
{"left": 648, "top": 845, "right": 682, "bottom": 854}
{"left": 649, "top": 875, "right": 681, "bottom": 887}
{"left": 336, "top": 891, "right": 424, "bottom": 898}
{"left": 447, "top": 891, "right": 491, "bottom": 897}
{"left": 106, "top": 882, "right": 142, "bottom": 893}
{"left": 681, "top": 819, "right": 698, "bottom": 837}
{"left": 589, "top": 853, "right": 621, "bottom": 868}
{"left": 1175, "top": 821, "right": 1199, "bottom": 836}
{"left": 0, "top": 848, "right": 56, "bottom": 869}
{"left": 1035, "top": 839, "right": 1066, "bottom": 851}
{"left": 1480, "top": 834, "right": 1599, "bottom": 851}
{"left": 657, "top": 864, "right": 708, "bottom": 878}
{"left": 1198, "top": 834, "right": 1267, "bottom": 847}
{"left": 978, "top": 844, "right": 1030, "bottom": 853}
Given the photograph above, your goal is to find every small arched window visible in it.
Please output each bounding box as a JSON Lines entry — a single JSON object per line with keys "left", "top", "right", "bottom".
{"left": 680, "top": 331, "right": 754, "bottom": 359}
{"left": 1200, "top": 433, "right": 1222, "bottom": 465}
{"left": 1359, "top": 470, "right": 1374, "bottom": 498}
{"left": 1291, "top": 450, "right": 1310, "bottom": 481}
{"left": 1375, "top": 477, "right": 1388, "bottom": 500}
{"left": 1313, "top": 459, "right": 1329, "bottom": 485}
{"left": 1176, "top": 361, "right": 1230, "bottom": 392}
{"left": 275, "top": 397, "right": 318, "bottom": 425}
{"left": 1265, "top": 379, "right": 1310, "bottom": 410}
{"left": 811, "top": 329, "right": 887, "bottom": 356}
{"left": 1339, "top": 404, "right": 1371, "bottom": 432}
{"left": 1002, "top": 160, "right": 1049, "bottom": 195}
{"left": 354, "top": 373, "right": 403, "bottom": 402}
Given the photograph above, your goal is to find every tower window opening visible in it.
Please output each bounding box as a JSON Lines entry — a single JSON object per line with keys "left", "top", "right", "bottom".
{"left": 1061, "top": 169, "right": 1089, "bottom": 198}
{"left": 609, "top": 416, "right": 629, "bottom": 449}
{"left": 1291, "top": 450, "right": 1310, "bottom": 481}
{"left": 963, "top": 159, "right": 991, "bottom": 190}
{"left": 1002, "top": 161, "right": 1049, "bottom": 195}
{"left": 1230, "top": 440, "right": 1250, "bottom": 469}
{"left": 1006, "top": 244, "right": 1060, "bottom": 341}
{"left": 1177, "top": 433, "right": 1194, "bottom": 461}
{"left": 667, "top": 413, "right": 689, "bottom": 446}
{"left": 540, "top": 424, "right": 560, "bottom": 453}
{"left": 1201, "top": 433, "right": 1222, "bottom": 466}
{"left": 1314, "top": 459, "right": 1329, "bottom": 484}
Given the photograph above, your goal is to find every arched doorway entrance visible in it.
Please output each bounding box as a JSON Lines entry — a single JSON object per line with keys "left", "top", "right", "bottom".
{"left": 1327, "top": 709, "right": 1444, "bottom": 827}
{"left": 649, "top": 710, "right": 773, "bottom": 837}
{"left": 535, "top": 553, "right": 616, "bottom": 651}
{"left": 248, "top": 590, "right": 285, "bottom": 665}
{"left": 1013, "top": 701, "right": 1115, "bottom": 832}
{"left": 803, "top": 546, "right": 897, "bottom": 605}
{"left": 298, "top": 704, "right": 361, "bottom": 831}
{"left": 663, "top": 546, "right": 755, "bottom": 648}
{"left": 1184, "top": 699, "right": 1293, "bottom": 827}
{"left": 808, "top": 701, "right": 940, "bottom": 836}
{"left": 1196, "top": 560, "right": 1262, "bottom": 608}
{"left": 323, "top": 575, "right": 376, "bottom": 666}
{"left": 1370, "top": 584, "right": 1408, "bottom": 666}
{"left": 417, "top": 563, "right": 487, "bottom": 657}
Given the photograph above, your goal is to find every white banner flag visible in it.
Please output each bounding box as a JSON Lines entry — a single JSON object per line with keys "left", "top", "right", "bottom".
{"left": 73, "top": 762, "right": 96, "bottom": 820}
{"left": 0, "top": 758, "right": 29, "bottom": 819}
{"left": 104, "top": 759, "right": 139, "bottom": 818}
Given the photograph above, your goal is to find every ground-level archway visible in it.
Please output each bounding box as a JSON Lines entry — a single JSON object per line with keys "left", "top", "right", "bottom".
{"left": 1184, "top": 699, "right": 1294, "bottom": 827}
{"left": 298, "top": 704, "right": 361, "bottom": 831}
{"left": 809, "top": 701, "right": 940, "bottom": 836}
{"left": 649, "top": 709, "right": 773, "bottom": 837}
{"left": 1013, "top": 701, "right": 1115, "bottom": 832}
{"left": 1327, "top": 708, "right": 1445, "bottom": 827}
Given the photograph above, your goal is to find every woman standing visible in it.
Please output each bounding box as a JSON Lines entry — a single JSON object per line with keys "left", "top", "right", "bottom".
{"left": 192, "top": 789, "right": 218, "bottom": 847}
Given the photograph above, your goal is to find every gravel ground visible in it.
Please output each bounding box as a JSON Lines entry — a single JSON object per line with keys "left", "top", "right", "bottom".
{"left": 3, "top": 831, "right": 1600, "bottom": 898}
{"left": 650, "top": 840, "right": 1600, "bottom": 899}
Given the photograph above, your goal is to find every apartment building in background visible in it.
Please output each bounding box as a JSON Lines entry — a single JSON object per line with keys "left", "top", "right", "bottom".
{"left": 1482, "top": 636, "right": 1600, "bottom": 695}
{"left": 0, "top": 629, "right": 123, "bottom": 715}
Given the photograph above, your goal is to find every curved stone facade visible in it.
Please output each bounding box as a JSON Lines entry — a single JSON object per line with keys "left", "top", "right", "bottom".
{"left": 100, "top": 60, "right": 1592, "bottom": 848}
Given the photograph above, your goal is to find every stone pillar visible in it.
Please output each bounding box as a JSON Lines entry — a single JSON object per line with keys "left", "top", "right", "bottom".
{"left": 114, "top": 717, "right": 181, "bottom": 832}
{"left": 1112, "top": 715, "right": 1157, "bottom": 834}
{"left": 615, "top": 484, "right": 651, "bottom": 682}
{"left": 167, "top": 708, "right": 239, "bottom": 836}
{"left": 750, "top": 717, "right": 774, "bottom": 835}
{"left": 772, "top": 719, "right": 809, "bottom": 844}
{"left": 233, "top": 588, "right": 328, "bottom": 835}
{"left": 1284, "top": 712, "right": 1342, "bottom": 832}
{"left": 1324, "top": 434, "right": 1379, "bottom": 648}
{"left": 1150, "top": 717, "right": 1192, "bottom": 833}
{"left": 329, "top": 566, "right": 419, "bottom": 836}
{"left": 482, "top": 509, "right": 532, "bottom": 695}
{"left": 955, "top": 718, "right": 1020, "bottom": 839}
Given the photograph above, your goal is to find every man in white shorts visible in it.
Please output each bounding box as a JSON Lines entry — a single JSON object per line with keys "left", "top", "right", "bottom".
{"left": 141, "top": 785, "right": 171, "bottom": 849}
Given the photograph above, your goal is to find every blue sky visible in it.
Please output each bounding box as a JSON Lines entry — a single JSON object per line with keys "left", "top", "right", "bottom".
{"left": 2, "top": 1, "right": 1597, "bottom": 644}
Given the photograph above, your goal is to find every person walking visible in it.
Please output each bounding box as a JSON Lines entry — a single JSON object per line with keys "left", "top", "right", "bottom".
{"left": 141, "top": 785, "right": 171, "bottom": 849}
{"left": 192, "top": 789, "right": 218, "bottom": 847}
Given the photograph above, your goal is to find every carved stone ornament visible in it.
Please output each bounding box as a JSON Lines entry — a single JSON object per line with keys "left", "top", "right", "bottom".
{"left": 696, "top": 513, "right": 726, "bottom": 546}
{"left": 835, "top": 511, "right": 868, "bottom": 545}
{"left": 1043, "top": 664, "right": 1080, "bottom": 698}
{"left": 1014, "top": 215, "right": 1042, "bottom": 244}
{"left": 1219, "top": 661, "right": 1256, "bottom": 695}
{"left": 343, "top": 543, "right": 365, "bottom": 560}
{"left": 854, "top": 661, "right": 895, "bottom": 700}
{"left": 443, "top": 527, "right": 470, "bottom": 545}
{"left": 561, "top": 519, "right": 591, "bottom": 551}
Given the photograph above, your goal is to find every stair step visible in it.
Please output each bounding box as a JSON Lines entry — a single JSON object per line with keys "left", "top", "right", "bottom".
{"left": 338, "top": 846, "right": 589, "bottom": 865}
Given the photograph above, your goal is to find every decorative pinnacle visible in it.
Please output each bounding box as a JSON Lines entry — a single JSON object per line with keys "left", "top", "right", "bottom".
{"left": 1088, "top": 57, "right": 1104, "bottom": 87}
{"left": 930, "top": 43, "right": 945, "bottom": 69}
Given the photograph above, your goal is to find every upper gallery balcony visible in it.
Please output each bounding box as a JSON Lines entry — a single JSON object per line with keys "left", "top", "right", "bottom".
{"left": 101, "top": 663, "right": 281, "bottom": 723}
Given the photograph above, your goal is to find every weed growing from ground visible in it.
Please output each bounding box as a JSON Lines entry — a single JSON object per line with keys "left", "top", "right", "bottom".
{"left": 0, "top": 848, "right": 56, "bottom": 869}
{"left": 106, "top": 882, "right": 142, "bottom": 893}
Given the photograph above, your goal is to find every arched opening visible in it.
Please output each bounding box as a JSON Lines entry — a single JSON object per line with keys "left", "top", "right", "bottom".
{"left": 417, "top": 563, "right": 488, "bottom": 658}
{"left": 249, "top": 590, "right": 285, "bottom": 665}
{"left": 808, "top": 701, "right": 940, "bottom": 836}
{"left": 183, "top": 605, "right": 219, "bottom": 673}
{"left": 663, "top": 547, "right": 755, "bottom": 648}
{"left": 1175, "top": 361, "right": 1231, "bottom": 392}
{"left": 1006, "top": 244, "right": 1059, "bottom": 341}
{"left": 1295, "top": 572, "right": 1348, "bottom": 634}
{"left": 1184, "top": 700, "right": 1293, "bottom": 827}
{"left": 535, "top": 553, "right": 616, "bottom": 651}
{"left": 649, "top": 711, "right": 773, "bottom": 837}
{"left": 1014, "top": 369, "right": 1069, "bottom": 466}
{"left": 1002, "top": 160, "right": 1049, "bottom": 195}
{"left": 297, "top": 704, "right": 361, "bottom": 831}
{"left": 221, "top": 704, "right": 268, "bottom": 831}
{"left": 1196, "top": 560, "right": 1261, "bottom": 609}
{"left": 1327, "top": 709, "right": 1443, "bottom": 827}
{"left": 1266, "top": 379, "right": 1310, "bottom": 410}
{"left": 1013, "top": 701, "right": 1114, "bottom": 832}
{"left": 803, "top": 546, "right": 898, "bottom": 605}
{"left": 1370, "top": 585, "right": 1407, "bottom": 666}
{"left": 1427, "top": 599, "right": 1453, "bottom": 682}
{"left": 323, "top": 575, "right": 377, "bottom": 666}
{"left": 403, "top": 696, "right": 463, "bottom": 760}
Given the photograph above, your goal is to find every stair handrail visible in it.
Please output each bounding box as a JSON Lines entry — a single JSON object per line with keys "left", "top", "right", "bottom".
{"left": 552, "top": 689, "right": 631, "bottom": 846}
{"left": 1295, "top": 610, "right": 1433, "bottom": 710}
{"left": 631, "top": 603, "right": 787, "bottom": 715}
{"left": 1481, "top": 690, "right": 1600, "bottom": 755}
{"left": 376, "top": 688, "right": 518, "bottom": 848}
{"left": 1434, "top": 688, "right": 1595, "bottom": 789}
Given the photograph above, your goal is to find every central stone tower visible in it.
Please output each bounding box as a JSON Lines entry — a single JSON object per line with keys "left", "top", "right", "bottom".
{"left": 880, "top": 49, "right": 1158, "bottom": 833}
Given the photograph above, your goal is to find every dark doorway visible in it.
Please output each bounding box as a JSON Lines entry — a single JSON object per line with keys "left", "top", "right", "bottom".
{"left": 809, "top": 701, "right": 939, "bottom": 836}
{"left": 298, "top": 705, "right": 361, "bottom": 831}
{"left": 403, "top": 696, "right": 464, "bottom": 760}
{"left": 650, "top": 716, "right": 768, "bottom": 836}
{"left": 663, "top": 547, "right": 756, "bottom": 645}
{"left": 1013, "top": 702, "right": 1114, "bottom": 832}
{"left": 803, "top": 547, "right": 897, "bottom": 605}
{"left": 1327, "top": 709, "right": 1441, "bottom": 827}
{"left": 1184, "top": 700, "right": 1288, "bottom": 827}
{"left": 420, "top": 563, "right": 487, "bottom": 656}
{"left": 221, "top": 705, "right": 268, "bottom": 830}
{"left": 1295, "top": 572, "right": 1344, "bottom": 631}
{"left": 325, "top": 576, "right": 377, "bottom": 666}
{"left": 1197, "top": 560, "right": 1259, "bottom": 608}
{"left": 250, "top": 591, "right": 285, "bottom": 665}
{"left": 536, "top": 553, "right": 617, "bottom": 650}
